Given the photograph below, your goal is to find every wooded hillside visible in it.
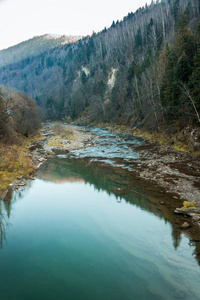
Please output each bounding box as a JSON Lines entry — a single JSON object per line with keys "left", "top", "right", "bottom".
{"left": 0, "top": 35, "right": 81, "bottom": 67}
{"left": 0, "top": 0, "right": 200, "bottom": 133}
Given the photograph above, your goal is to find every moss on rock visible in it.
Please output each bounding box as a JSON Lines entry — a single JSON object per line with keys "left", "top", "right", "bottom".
{"left": 181, "top": 201, "right": 196, "bottom": 209}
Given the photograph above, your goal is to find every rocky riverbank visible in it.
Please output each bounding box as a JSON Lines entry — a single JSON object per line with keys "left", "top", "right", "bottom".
{"left": 0, "top": 123, "right": 94, "bottom": 201}
{"left": 131, "top": 142, "right": 200, "bottom": 227}
{"left": 1, "top": 122, "right": 200, "bottom": 230}
{"left": 28, "top": 123, "right": 94, "bottom": 169}
{"left": 97, "top": 123, "right": 200, "bottom": 228}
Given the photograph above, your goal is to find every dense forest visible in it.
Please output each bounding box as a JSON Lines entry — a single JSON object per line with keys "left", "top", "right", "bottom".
{"left": 0, "top": 0, "right": 200, "bottom": 135}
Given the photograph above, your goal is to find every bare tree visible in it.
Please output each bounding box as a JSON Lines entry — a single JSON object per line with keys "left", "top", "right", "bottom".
{"left": 177, "top": 82, "right": 200, "bottom": 123}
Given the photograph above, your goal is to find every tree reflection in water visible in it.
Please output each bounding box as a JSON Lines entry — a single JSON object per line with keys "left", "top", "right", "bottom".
{"left": 37, "top": 156, "right": 200, "bottom": 265}
{"left": 0, "top": 180, "right": 33, "bottom": 248}
{"left": 1, "top": 157, "right": 200, "bottom": 266}
{"left": 0, "top": 200, "right": 9, "bottom": 248}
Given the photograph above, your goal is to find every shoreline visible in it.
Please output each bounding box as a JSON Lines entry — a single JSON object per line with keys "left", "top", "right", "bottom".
{"left": 98, "top": 123, "right": 200, "bottom": 227}
{"left": 0, "top": 123, "right": 94, "bottom": 201}
{"left": 1, "top": 122, "right": 200, "bottom": 228}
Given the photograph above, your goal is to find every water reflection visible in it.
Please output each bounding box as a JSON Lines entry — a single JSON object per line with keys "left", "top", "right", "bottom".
{"left": 1, "top": 153, "right": 200, "bottom": 266}
{"left": 0, "top": 181, "right": 34, "bottom": 248}
{"left": 37, "top": 156, "right": 200, "bottom": 264}
{"left": 0, "top": 200, "right": 9, "bottom": 247}
{"left": 1, "top": 155, "right": 200, "bottom": 300}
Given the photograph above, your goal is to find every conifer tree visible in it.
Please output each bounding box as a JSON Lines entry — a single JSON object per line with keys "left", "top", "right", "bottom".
{"left": 176, "top": 54, "right": 191, "bottom": 82}
{"left": 135, "top": 28, "right": 143, "bottom": 48}
{"left": 160, "top": 48, "right": 177, "bottom": 109}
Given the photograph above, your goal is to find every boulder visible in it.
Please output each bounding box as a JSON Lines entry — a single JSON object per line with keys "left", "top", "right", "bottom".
{"left": 181, "top": 222, "right": 190, "bottom": 229}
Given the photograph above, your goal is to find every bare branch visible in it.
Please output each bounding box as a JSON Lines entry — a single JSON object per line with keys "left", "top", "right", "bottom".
{"left": 177, "top": 82, "right": 200, "bottom": 123}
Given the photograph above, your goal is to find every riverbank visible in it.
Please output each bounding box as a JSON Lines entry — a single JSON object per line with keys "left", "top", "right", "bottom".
{"left": 0, "top": 133, "right": 41, "bottom": 197}
{"left": 1, "top": 122, "right": 200, "bottom": 229}
{"left": 0, "top": 123, "right": 94, "bottom": 200}
{"left": 95, "top": 123, "right": 200, "bottom": 227}
{"left": 42, "top": 122, "right": 200, "bottom": 228}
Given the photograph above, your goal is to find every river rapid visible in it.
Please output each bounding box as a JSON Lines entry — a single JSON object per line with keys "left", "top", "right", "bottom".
{"left": 0, "top": 127, "right": 200, "bottom": 300}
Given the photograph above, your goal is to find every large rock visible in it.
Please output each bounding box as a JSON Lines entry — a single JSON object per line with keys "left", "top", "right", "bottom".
{"left": 181, "top": 222, "right": 190, "bottom": 229}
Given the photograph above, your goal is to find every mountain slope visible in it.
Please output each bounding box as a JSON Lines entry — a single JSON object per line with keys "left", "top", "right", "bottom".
{"left": 0, "top": 34, "right": 82, "bottom": 67}
{"left": 0, "top": 0, "right": 200, "bottom": 134}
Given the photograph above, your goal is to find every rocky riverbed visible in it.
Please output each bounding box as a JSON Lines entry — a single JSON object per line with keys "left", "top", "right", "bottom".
{"left": 1, "top": 123, "right": 200, "bottom": 230}
{"left": 132, "top": 142, "right": 200, "bottom": 228}
{"left": 28, "top": 123, "right": 94, "bottom": 169}
{"left": 0, "top": 123, "right": 94, "bottom": 201}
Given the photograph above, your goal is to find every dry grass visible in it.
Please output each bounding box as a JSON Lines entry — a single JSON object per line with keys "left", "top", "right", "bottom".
{"left": 133, "top": 128, "right": 198, "bottom": 154}
{"left": 48, "top": 123, "right": 76, "bottom": 148}
{"left": 102, "top": 123, "right": 198, "bottom": 155}
{"left": 51, "top": 123, "right": 75, "bottom": 139}
{"left": 0, "top": 133, "right": 40, "bottom": 195}
{"left": 47, "top": 136, "right": 64, "bottom": 148}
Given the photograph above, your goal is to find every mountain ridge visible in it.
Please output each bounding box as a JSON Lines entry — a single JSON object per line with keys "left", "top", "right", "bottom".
{"left": 0, "top": 0, "right": 200, "bottom": 138}
{"left": 0, "top": 34, "right": 82, "bottom": 67}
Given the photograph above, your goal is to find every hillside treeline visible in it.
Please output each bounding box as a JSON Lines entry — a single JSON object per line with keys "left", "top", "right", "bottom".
{"left": 0, "top": 87, "right": 41, "bottom": 142}
{"left": 0, "top": 0, "right": 200, "bottom": 132}
{"left": 0, "top": 35, "right": 81, "bottom": 68}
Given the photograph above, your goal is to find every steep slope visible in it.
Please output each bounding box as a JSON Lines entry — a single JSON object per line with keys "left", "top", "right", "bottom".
{"left": 0, "top": 34, "right": 82, "bottom": 67}
{"left": 0, "top": 0, "right": 199, "bottom": 133}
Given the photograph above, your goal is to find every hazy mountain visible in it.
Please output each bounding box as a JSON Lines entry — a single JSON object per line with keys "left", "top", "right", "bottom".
{"left": 0, "top": 34, "right": 82, "bottom": 67}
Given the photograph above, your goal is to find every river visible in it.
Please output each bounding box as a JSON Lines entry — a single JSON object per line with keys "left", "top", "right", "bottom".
{"left": 0, "top": 127, "right": 200, "bottom": 300}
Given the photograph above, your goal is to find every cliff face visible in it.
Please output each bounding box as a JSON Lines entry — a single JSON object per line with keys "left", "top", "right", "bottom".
{"left": 0, "top": 0, "right": 200, "bottom": 132}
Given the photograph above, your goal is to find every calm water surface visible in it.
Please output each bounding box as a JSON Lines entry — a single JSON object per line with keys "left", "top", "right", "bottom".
{"left": 0, "top": 128, "right": 200, "bottom": 300}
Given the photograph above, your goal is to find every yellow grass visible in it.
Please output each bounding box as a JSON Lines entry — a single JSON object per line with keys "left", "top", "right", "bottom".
{"left": 133, "top": 129, "right": 200, "bottom": 156}
{"left": 47, "top": 136, "right": 64, "bottom": 148}
{"left": 48, "top": 123, "right": 76, "bottom": 147}
{"left": 181, "top": 201, "right": 196, "bottom": 209}
{"left": 97, "top": 123, "right": 199, "bottom": 156}
{"left": 52, "top": 123, "right": 75, "bottom": 139}
{"left": 0, "top": 133, "right": 40, "bottom": 195}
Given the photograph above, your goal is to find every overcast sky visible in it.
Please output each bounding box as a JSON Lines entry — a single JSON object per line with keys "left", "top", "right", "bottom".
{"left": 0, "top": 0, "right": 152, "bottom": 50}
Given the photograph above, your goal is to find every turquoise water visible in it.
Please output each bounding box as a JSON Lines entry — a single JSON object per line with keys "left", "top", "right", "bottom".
{"left": 0, "top": 156, "right": 200, "bottom": 300}
{"left": 69, "top": 127, "right": 144, "bottom": 171}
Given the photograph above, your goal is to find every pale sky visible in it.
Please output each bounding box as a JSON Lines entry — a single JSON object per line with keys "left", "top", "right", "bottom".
{"left": 0, "top": 0, "right": 152, "bottom": 50}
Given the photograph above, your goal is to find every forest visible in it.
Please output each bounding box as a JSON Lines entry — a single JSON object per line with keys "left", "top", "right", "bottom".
{"left": 0, "top": 0, "right": 200, "bottom": 138}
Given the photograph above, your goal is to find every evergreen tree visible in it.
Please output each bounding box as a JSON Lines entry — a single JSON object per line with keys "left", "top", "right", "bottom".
{"left": 160, "top": 48, "right": 178, "bottom": 116}
{"left": 160, "top": 13, "right": 196, "bottom": 122}
{"left": 185, "top": 2, "right": 193, "bottom": 21}
{"left": 70, "top": 98, "right": 77, "bottom": 120}
{"left": 175, "top": 54, "right": 191, "bottom": 82}
{"left": 135, "top": 28, "right": 143, "bottom": 48}
{"left": 127, "top": 60, "right": 136, "bottom": 83}
{"left": 172, "top": 0, "right": 180, "bottom": 22}
{"left": 81, "top": 71, "right": 87, "bottom": 85}
{"left": 174, "top": 12, "right": 189, "bottom": 57}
